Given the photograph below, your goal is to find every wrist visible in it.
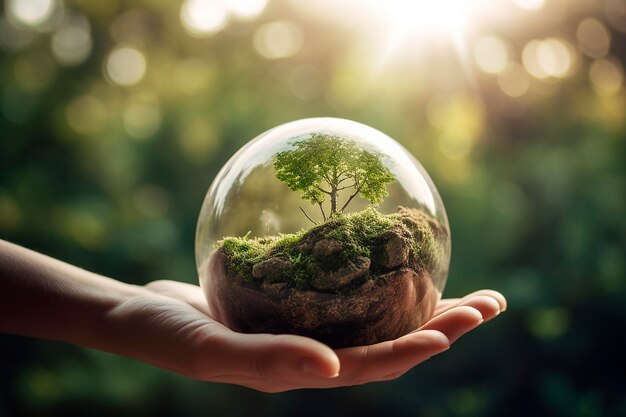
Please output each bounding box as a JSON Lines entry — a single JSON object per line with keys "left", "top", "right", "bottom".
{"left": 0, "top": 240, "right": 148, "bottom": 350}
{"left": 84, "top": 279, "right": 152, "bottom": 355}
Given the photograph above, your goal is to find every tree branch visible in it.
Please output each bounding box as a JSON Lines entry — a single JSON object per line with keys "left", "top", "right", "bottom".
{"left": 318, "top": 202, "right": 327, "bottom": 221}
{"left": 299, "top": 206, "right": 318, "bottom": 225}
{"left": 336, "top": 176, "right": 351, "bottom": 186}
{"left": 340, "top": 183, "right": 364, "bottom": 213}
{"left": 316, "top": 185, "right": 332, "bottom": 195}
{"left": 337, "top": 182, "right": 356, "bottom": 191}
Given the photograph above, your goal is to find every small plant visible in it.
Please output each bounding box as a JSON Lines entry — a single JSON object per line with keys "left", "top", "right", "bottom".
{"left": 274, "top": 134, "right": 396, "bottom": 223}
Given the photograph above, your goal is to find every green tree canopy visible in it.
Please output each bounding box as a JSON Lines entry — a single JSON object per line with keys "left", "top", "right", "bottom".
{"left": 273, "top": 134, "right": 396, "bottom": 222}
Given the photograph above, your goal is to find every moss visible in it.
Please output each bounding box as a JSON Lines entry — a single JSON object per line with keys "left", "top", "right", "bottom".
{"left": 219, "top": 236, "right": 268, "bottom": 280}
{"left": 216, "top": 206, "right": 445, "bottom": 285}
{"left": 322, "top": 207, "right": 397, "bottom": 260}
{"left": 391, "top": 207, "right": 436, "bottom": 271}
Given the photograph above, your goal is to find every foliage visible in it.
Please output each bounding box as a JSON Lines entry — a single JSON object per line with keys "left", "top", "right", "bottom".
{"left": 273, "top": 134, "right": 396, "bottom": 220}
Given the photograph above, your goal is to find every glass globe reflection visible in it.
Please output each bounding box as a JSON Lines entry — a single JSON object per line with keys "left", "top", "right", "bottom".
{"left": 196, "top": 117, "right": 451, "bottom": 348}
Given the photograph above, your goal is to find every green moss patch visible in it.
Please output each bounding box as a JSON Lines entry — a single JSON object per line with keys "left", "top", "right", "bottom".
{"left": 217, "top": 206, "right": 445, "bottom": 288}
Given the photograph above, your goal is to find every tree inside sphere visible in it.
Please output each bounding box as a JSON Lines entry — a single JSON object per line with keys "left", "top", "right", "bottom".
{"left": 196, "top": 118, "right": 451, "bottom": 348}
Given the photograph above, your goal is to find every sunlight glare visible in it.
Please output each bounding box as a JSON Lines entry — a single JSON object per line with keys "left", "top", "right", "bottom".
{"left": 364, "top": 0, "right": 484, "bottom": 39}
{"left": 513, "top": 0, "right": 544, "bottom": 10}
{"left": 180, "top": 0, "right": 229, "bottom": 37}
{"left": 227, "top": 0, "right": 267, "bottom": 20}
{"left": 474, "top": 35, "right": 510, "bottom": 74}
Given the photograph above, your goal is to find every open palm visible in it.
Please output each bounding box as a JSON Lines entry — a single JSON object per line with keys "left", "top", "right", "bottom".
{"left": 109, "top": 280, "right": 506, "bottom": 393}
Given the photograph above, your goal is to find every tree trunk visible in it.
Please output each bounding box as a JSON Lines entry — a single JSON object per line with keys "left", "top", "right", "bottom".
{"left": 330, "top": 187, "right": 337, "bottom": 216}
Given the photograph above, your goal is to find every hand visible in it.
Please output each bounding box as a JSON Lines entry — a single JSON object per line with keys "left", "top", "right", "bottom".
{"left": 0, "top": 240, "right": 506, "bottom": 392}
{"left": 112, "top": 280, "right": 506, "bottom": 392}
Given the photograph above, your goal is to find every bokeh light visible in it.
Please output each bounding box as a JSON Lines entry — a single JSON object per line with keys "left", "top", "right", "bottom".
{"left": 227, "top": 0, "right": 267, "bottom": 20}
{"left": 123, "top": 100, "right": 162, "bottom": 140}
{"left": 6, "top": 0, "right": 57, "bottom": 28}
{"left": 497, "top": 62, "right": 531, "bottom": 98}
{"left": 589, "top": 58, "right": 624, "bottom": 96}
{"left": 104, "top": 46, "right": 147, "bottom": 87}
{"left": 577, "top": 18, "right": 611, "bottom": 59}
{"left": 180, "top": 0, "right": 229, "bottom": 37}
{"left": 522, "top": 38, "right": 576, "bottom": 79}
{"left": 253, "top": 21, "right": 303, "bottom": 59}
{"left": 177, "top": 116, "right": 219, "bottom": 163}
{"left": 51, "top": 14, "right": 92, "bottom": 66}
{"left": 438, "top": 127, "right": 474, "bottom": 160}
{"left": 2, "top": 0, "right": 626, "bottom": 414}
{"left": 527, "top": 307, "right": 571, "bottom": 339}
{"left": 0, "top": 195, "right": 22, "bottom": 230}
{"left": 65, "top": 94, "right": 106, "bottom": 135}
{"left": 474, "top": 35, "right": 510, "bottom": 74}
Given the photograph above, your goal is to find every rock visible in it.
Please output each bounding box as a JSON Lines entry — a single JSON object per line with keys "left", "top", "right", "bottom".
{"left": 252, "top": 257, "right": 291, "bottom": 282}
{"left": 310, "top": 256, "right": 371, "bottom": 290}
{"left": 396, "top": 206, "right": 447, "bottom": 242}
{"left": 311, "top": 238, "right": 344, "bottom": 258}
{"left": 372, "top": 231, "right": 409, "bottom": 269}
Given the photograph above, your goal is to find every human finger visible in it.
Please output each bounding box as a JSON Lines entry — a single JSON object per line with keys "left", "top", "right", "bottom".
{"left": 435, "top": 290, "right": 507, "bottom": 316}
{"left": 327, "top": 330, "right": 449, "bottom": 386}
{"left": 208, "top": 307, "right": 481, "bottom": 388}
{"left": 435, "top": 295, "right": 501, "bottom": 322}
{"left": 197, "top": 331, "right": 340, "bottom": 381}
{"left": 416, "top": 306, "right": 483, "bottom": 343}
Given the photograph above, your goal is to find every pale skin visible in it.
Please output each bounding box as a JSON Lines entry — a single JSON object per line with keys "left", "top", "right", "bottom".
{"left": 0, "top": 239, "right": 506, "bottom": 393}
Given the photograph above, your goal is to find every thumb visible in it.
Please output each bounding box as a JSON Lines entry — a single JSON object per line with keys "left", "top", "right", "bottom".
{"left": 210, "top": 333, "right": 340, "bottom": 379}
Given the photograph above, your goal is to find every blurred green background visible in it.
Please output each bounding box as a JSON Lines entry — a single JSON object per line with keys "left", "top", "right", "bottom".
{"left": 1, "top": 0, "right": 625, "bottom": 415}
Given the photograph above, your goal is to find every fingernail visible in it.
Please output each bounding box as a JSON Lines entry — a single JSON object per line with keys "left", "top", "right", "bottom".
{"left": 300, "top": 357, "right": 336, "bottom": 378}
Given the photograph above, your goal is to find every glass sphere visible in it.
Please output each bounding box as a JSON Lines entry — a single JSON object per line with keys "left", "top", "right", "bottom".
{"left": 196, "top": 117, "right": 450, "bottom": 348}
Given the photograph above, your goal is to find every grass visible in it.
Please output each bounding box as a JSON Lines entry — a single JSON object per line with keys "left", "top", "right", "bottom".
{"left": 217, "top": 206, "right": 442, "bottom": 286}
